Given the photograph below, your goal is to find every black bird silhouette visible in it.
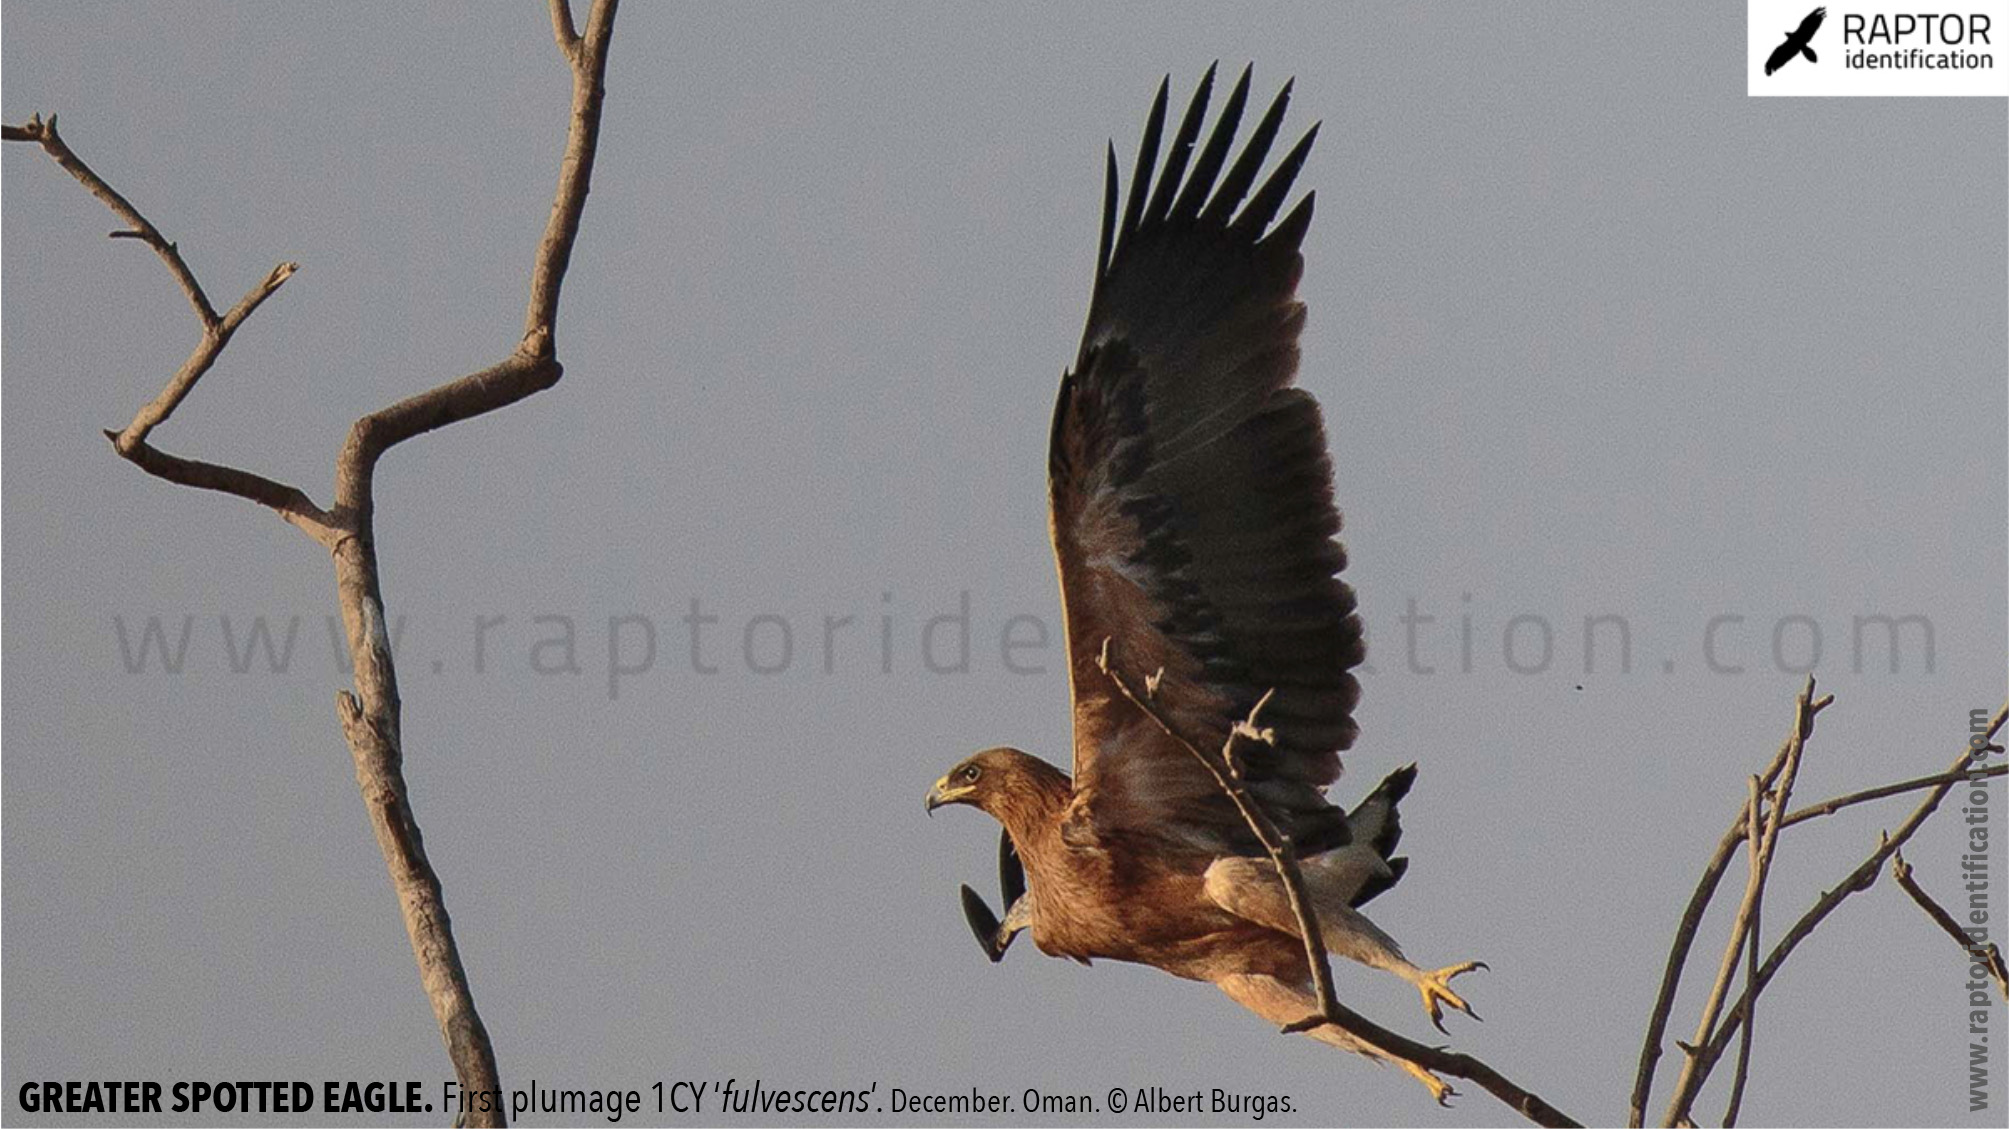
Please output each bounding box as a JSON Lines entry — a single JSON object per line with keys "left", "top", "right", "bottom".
{"left": 1766, "top": 7, "right": 1826, "bottom": 75}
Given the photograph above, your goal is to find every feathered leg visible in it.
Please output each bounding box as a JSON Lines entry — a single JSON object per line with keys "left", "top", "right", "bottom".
{"left": 1204, "top": 855, "right": 1485, "bottom": 1032}
{"left": 1215, "top": 973, "right": 1455, "bottom": 1105}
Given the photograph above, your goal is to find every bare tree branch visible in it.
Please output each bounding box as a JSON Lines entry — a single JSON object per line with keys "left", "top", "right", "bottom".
{"left": 334, "top": 0, "right": 616, "bottom": 516}
{"left": 1667, "top": 702, "right": 2009, "bottom": 1119}
{"left": 1891, "top": 851, "right": 2008, "bottom": 999}
{"left": 1720, "top": 776, "right": 1763, "bottom": 1128}
{"left": 1096, "top": 642, "right": 1341, "bottom": 1027}
{"left": 1635, "top": 697, "right": 2008, "bottom": 1126}
{"left": 1627, "top": 693, "right": 1830, "bottom": 1126}
{"left": 1782, "top": 763, "right": 2004, "bottom": 830}
{"left": 7, "top": 3, "right": 622, "bottom": 1122}
{"left": 334, "top": 348, "right": 561, "bottom": 515}
{"left": 549, "top": 0, "right": 581, "bottom": 56}
{"left": 5, "top": 113, "right": 219, "bottom": 325}
{"left": 527, "top": 0, "right": 615, "bottom": 344}
{"left": 1099, "top": 639, "right": 1579, "bottom": 1130}
{"left": 116, "top": 261, "right": 299, "bottom": 450}
{"left": 5, "top": 117, "right": 323, "bottom": 535}
{"left": 1664, "top": 677, "right": 1822, "bottom": 1127}
{"left": 105, "top": 435, "right": 341, "bottom": 543}
{"left": 322, "top": 4, "right": 620, "bottom": 1120}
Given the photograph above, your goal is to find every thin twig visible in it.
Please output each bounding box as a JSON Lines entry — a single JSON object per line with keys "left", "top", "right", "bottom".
{"left": 333, "top": 0, "right": 616, "bottom": 517}
{"left": 1097, "top": 640, "right": 1340, "bottom": 1027}
{"left": 1099, "top": 639, "right": 1578, "bottom": 1129}
{"left": 1891, "top": 851, "right": 2008, "bottom": 999}
{"left": 5, "top": 113, "right": 218, "bottom": 325}
{"left": 1674, "top": 703, "right": 2009, "bottom": 1113}
{"left": 116, "top": 261, "right": 299, "bottom": 450}
{"left": 1721, "top": 776, "right": 1763, "bottom": 1127}
{"left": 527, "top": 0, "right": 615, "bottom": 343}
{"left": 1781, "top": 763, "right": 2003, "bottom": 831}
{"left": 1664, "top": 677, "right": 1819, "bottom": 1127}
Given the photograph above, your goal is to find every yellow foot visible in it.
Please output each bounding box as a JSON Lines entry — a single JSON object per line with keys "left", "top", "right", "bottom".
{"left": 1417, "top": 960, "right": 1487, "bottom": 1034}
{"left": 1396, "top": 1058, "right": 1457, "bottom": 1106}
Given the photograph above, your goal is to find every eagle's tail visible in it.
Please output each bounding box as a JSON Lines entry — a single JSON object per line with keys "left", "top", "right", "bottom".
{"left": 1344, "top": 763, "right": 1416, "bottom": 907}
{"left": 1803, "top": 45, "right": 1819, "bottom": 63}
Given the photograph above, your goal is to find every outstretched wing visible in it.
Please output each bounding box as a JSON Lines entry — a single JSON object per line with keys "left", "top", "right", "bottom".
{"left": 1795, "top": 6, "right": 1826, "bottom": 40}
{"left": 1049, "top": 67, "right": 1362, "bottom": 856}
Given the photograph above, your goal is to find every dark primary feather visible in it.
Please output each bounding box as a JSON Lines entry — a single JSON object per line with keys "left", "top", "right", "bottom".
{"left": 1144, "top": 65, "right": 1214, "bottom": 227}
{"left": 1049, "top": 68, "right": 1363, "bottom": 857}
{"left": 1116, "top": 80, "right": 1167, "bottom": 258}
{"left": 1168, "top": 66, "right": 1250, "bottom": 222}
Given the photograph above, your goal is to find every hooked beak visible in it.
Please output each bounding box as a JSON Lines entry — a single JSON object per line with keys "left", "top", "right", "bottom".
{"left": 925, "top": 774, "right": 976, "bottom": 814}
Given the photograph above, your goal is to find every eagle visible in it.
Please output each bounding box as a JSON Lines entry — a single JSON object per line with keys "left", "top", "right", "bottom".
{"left": 926, "top": 66, "right": 1482, "bottom": 1103}
{"left": 1765, "top": 7, "right": 1826, "bottom": 75}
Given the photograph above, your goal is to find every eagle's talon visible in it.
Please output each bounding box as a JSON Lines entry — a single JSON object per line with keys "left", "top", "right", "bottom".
{"left": 1280, "top": 1013, "right": 1326, "bottom": 1034}
{"left": 1417, "top": 960, "right": 1485, "bottom": 1032}
{"left": 1397, "top": 1060, "right": 1456, "bottom": 1105}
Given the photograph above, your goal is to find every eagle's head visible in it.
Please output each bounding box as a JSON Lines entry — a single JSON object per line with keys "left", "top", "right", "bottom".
{"left": 925, "top": 746, "right": 1070, "bottom": 828}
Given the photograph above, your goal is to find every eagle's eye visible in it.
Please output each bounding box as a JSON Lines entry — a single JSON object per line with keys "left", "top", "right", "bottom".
{"left": 960, "top": 764, "right": 982, "bottom": 784}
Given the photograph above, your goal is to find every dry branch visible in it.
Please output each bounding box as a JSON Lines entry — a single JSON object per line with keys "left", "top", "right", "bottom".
{"left": 4, "top": 113, "right": 219, "bottom": 325}
{"left": 1625, "top": 689, "right": 2007, "bottom": 1125}
{"left": 1658, "top": 702, "right": 2009, "bottom": 1125}
{"left": 1096, "top": 641, "right": 1342, "bottom": 1028}
{"left": 1891, "top": 851, "right": 2008, "bottom": 1000}
{"left": 1720, "top": 776, "right": 1763, "bottom": 1128}
{"left": 1098, "top": 639, "right": 1579, "bottom": 1130}
{"left": 4, "top": 115, "right": 334, "bottom": 541}
{"left": 107, "top": 439, "right": 340, "bottom": 542}
{"left": 1627, "top": 691, "right": 1829, "bottom": 1125}
{"left": 7, "top": 3, "right": 621, "bottom": 1122}
{"left": 1782, "top": 763, "right": 2003, "bottom": 830}
{"left": 1663, "top": 677, "right": 1821, "bottom": 1126}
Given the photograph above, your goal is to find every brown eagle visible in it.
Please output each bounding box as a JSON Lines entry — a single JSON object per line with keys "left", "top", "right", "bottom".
{"left": 926, "top": 66, "right": 1481, "bottom": 1102}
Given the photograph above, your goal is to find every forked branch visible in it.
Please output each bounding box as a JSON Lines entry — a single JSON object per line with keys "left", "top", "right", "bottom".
{"left": 6, "top": 3, "right": 621, "bottom": 1123}
{"left": 1638, "top": 698, "right": 2008, "bottom": 1127}
{"left": 5, "top": 115, "right": 332, "bottom": 541}
{"left": 1663, "top": 677, "right": 1824, "bottom": 1126}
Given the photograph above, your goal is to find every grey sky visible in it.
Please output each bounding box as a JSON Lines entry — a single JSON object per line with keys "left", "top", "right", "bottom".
{"left": 4, "top": 3, "right": 2004, "bottom": 1127}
